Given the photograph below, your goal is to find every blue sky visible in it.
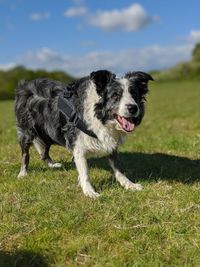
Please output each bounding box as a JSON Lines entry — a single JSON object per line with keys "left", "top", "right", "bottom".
{"left": 0, "top": 0, "right": 200, "bottom": 76}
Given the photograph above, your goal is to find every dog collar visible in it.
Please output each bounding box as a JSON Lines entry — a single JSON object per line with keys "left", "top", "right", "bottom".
{"left": 58, "top": 96, "right": 97, "bottom": 139}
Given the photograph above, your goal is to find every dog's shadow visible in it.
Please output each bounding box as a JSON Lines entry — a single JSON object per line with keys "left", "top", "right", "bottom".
{"left": 0, "top": 250, "right": 49, "bottom": 267}
{"left": 63, "top": 152, "right": 200, "bottom": 185}
{"left": 27, "top": 152, "right": 200, "bottom": 186}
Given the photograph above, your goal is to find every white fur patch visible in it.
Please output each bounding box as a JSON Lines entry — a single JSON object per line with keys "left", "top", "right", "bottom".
{"left": 73, "top": 147, "right": 100, "bottom": 198}
{"left": 48, "top": 162, "right": 62, "bottom": 168}
{"left": 74, "top": 81, "right": 126, "bottom": 155}
{"left": 33, "top": 138, "right": 46, "bottom": 156}
{"left": 73, "top": 81, "right": 127, "bottom": 198}
{"left": 17, "top": 169, "right": 27, "bottom": 179}
{"left": 118, "top": 78, "right": 139, "bottom": 117}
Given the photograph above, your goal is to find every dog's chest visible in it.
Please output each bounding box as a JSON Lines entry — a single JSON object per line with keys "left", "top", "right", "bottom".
{"left": 76, "top": 126, "right": 125, "bottom": 155}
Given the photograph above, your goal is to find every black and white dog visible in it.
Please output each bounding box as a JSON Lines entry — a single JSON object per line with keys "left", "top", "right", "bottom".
{"left": 15, "top": 70, "right": 153, "bottom": 198}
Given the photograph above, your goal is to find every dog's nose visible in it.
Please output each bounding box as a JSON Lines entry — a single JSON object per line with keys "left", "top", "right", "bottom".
{"left": 127, "top": 104, "right": 138, "bottom": 115}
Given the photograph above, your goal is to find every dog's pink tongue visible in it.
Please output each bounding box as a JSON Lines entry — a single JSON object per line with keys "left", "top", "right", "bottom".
{"left": 118, "top": 115, "right": 135, "bottom": 132}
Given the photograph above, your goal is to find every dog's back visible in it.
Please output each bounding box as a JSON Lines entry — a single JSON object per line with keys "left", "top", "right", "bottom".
{"left": 15, "top": 78, "right": 68, "bottom": 147}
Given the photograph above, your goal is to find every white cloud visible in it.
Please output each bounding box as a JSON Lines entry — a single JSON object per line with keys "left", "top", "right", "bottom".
{"left": 64, "top": 6, "right": 87, "bottom": 17}
{"left": 88, "top": 4, "right": 158, "bottom": 32}
{"left": 30, "top": 12, "right": 50, "bottom": 21}
{"left": 188, "top": 30, "right": 200, "bottom": 43}
{"left": 14, "top": 43, "right": 193, "bottom": 77}
{"left": 18, "top": 48, "right": 66, "bottom": 69}
{"left": 3, "top": 29, "right": 199, "bottom": 76}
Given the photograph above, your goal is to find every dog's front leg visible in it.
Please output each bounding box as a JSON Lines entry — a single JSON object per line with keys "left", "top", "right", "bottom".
{"left": 108, "top": 151, "right": 143, "bottom": 191}
{"left": 73, "top": 148, "right": 100, "bottom": 198}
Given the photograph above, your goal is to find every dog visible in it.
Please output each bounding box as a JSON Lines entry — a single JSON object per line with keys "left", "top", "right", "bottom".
{"left": 15, "top": 70, "right": 153, "bottom": 198}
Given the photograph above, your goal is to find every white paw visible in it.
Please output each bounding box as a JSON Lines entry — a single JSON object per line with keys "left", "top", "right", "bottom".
{"left": 124, "top": 182, "right": 143, "bottom": 191}
{"left": 48, "top": 162, "right": 62, "bottom": 168}
{"left": 17, "top": 170, "right": 27, "bottom": 179}
{"left": 82, "top": 182, "right": 100, "bottom": 199}
{"left": 116, "top": 173, "right": 143, "bottom": 191}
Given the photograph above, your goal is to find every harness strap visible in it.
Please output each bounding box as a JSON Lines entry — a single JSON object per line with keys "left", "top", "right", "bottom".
{"left": 57, "top": 96, "right": 97, "bottom": 139}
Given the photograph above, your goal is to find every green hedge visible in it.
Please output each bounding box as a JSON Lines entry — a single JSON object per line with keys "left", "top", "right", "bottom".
{"left": 0, "top": 66, "right": 75, "bottom": 100}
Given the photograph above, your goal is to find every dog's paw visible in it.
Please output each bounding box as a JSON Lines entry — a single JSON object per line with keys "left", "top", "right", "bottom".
{"left": 17, "top": 170, "right": 27, "bottom": 179}
{"left": 117, "top": 173, "right": 143, "bottom": 191}
{"left": 48, "top": 162, "right": 62, "bottom": 168}
{"left": 125, "top": 182, "right": 143, "bottom": 191}
{"left": 82, "top": 182, "right": 100, "bottom": 199}
{"left": 85, "top": 190, "right": 100, "bottom": 199}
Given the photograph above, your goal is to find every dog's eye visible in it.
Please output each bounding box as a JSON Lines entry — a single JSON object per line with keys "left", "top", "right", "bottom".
{"left": 111, "top": 93, "right": 120, "bottom": 101}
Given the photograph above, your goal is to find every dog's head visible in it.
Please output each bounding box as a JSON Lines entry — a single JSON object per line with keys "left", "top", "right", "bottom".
{"left": 91, "top": 70, "right": 153, "bottom": 133}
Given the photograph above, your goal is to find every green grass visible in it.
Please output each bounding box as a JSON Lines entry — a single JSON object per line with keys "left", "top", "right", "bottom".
{"left": 152, "top": 61, "right": 200, "bottom": 82}
{"left": 1, "top": 81, "right": 200, "bottom": 266}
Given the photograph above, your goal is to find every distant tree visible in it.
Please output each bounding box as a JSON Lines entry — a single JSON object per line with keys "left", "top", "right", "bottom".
{"left": 192, "top": 43, "right": 200, "bottom": 62}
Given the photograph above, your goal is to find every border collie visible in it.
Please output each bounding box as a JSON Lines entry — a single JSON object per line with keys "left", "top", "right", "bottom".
{"left": 15, "top": 70, "right": 153, "bottom": 198}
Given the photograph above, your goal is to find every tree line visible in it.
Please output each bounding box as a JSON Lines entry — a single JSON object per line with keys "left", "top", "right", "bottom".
{"left": 0, "top": 66, "right": 75, "bottom": 100}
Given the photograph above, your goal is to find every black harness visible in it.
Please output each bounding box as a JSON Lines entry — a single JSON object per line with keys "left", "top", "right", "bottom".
{"left": 57, "top": 86, "right": 97, "bottom": 139}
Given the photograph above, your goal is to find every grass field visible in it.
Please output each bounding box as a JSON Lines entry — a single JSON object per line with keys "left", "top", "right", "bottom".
{"left": 1, "top": 81, "right": 200, "bottom": 266}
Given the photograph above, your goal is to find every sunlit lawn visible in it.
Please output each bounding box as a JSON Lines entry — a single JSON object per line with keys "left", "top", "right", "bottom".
{"left": 0, "top": 81, "right": 200, "bottom": 266}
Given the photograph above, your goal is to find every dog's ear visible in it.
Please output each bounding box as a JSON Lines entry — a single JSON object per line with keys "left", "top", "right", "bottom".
{"left": 90, "top": 70, "right": 116, "bottom": 96}
{"left": 125, "top": 71, "right": 154, "bottom": 82}
{"left": 125, "top": 71, "right": 154, "bottom": 95}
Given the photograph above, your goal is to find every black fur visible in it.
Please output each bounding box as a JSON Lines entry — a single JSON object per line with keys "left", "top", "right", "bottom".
{"left": 90, "top": 70, "right": 116, "bottom": 96}
{"left": 15, "top": 78, "right": 79, "bottom": 149}
{"left": 125, "top": 71, "right": 153, "bottom": 126}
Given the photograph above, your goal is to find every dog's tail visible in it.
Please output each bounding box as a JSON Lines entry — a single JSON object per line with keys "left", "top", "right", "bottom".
{"left": 15, "top": 78, "right": 57, "bottom": 110}
{"left": 15, "top": 79, "right": 35, "bottom": 105}
{"left": 15, "top": 79, "right": 34, "bottom": 113}
{"left": 15, "top": 80, "right": 35, "bottom": 129}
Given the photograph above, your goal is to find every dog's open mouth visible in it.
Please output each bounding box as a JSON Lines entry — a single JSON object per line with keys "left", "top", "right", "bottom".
{"left": 115, "top": 114, "right": 135, "bottom": 132}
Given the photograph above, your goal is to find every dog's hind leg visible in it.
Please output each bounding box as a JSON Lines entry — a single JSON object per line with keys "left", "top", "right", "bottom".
{"left": 17, "top": 132, "right": 32, "bottom": 178}
{"left": 33, "top": 139, "right": 62, "bottom": 168}
{"left": 108, "top": 151, "right": 143, "bottom": 191}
